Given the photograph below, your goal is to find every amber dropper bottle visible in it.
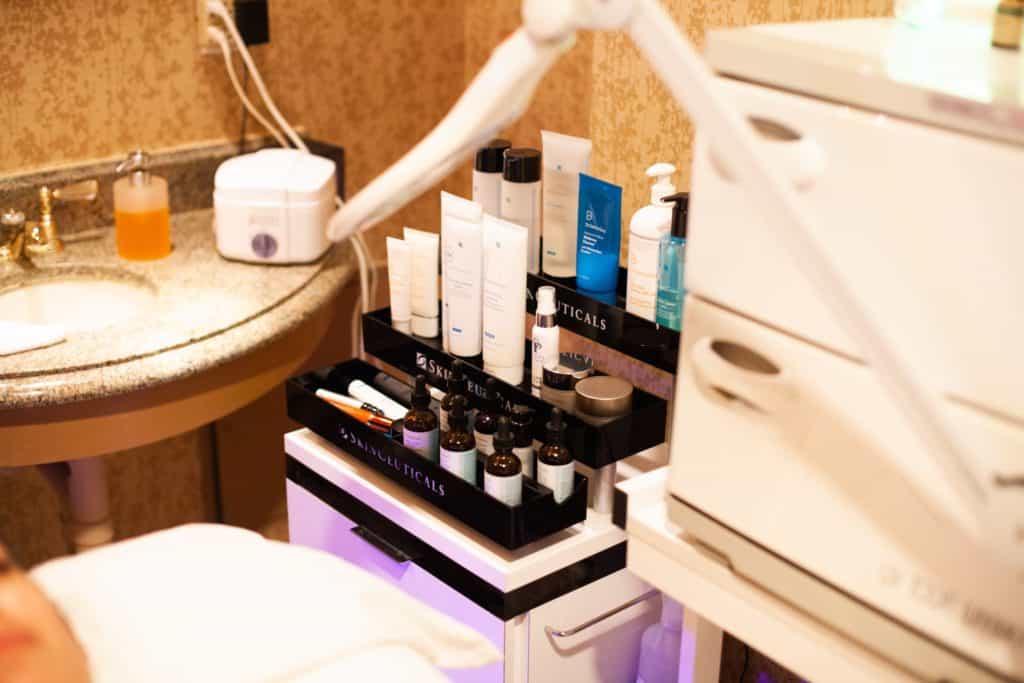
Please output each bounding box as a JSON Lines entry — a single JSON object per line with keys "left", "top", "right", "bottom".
{"left": 403, "top": 374, "right": 439, "bottom": 462}
{"left": 484, "top": 416, "right": 522, "bottom": 506}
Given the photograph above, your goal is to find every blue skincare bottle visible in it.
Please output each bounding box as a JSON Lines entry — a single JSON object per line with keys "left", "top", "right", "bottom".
{"left": 655, "top": 192, "right": 689, "bottom": 331}
{"left": 576, "top": 173, "right": 623, "bottom": 295}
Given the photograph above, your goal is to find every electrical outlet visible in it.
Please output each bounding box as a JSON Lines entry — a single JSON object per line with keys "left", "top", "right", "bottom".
{"left": 196, "top": 0, "right": 234, "bottom": 55}
{"left": 235, "top": 0, "right": 270, "bottom": 46}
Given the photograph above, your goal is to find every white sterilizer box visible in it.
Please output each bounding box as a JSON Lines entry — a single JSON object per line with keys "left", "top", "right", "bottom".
{"left": 687, "top": 17, "right": 1024, "bottom": 425}
{"left": 667, "top": 17, "right": 1024, "bottom": 683}
{"left": 214, "top": 148, "right": 335, "bottom": 264}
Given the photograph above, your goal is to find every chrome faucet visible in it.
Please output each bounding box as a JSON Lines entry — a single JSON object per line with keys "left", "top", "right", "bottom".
{"left": 0, "top": 179, "right": 99, "bottom": 263}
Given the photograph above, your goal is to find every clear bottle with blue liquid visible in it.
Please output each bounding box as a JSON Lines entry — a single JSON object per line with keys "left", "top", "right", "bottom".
{"left": 655, "top": 192, "right": 688, "bottom": 332}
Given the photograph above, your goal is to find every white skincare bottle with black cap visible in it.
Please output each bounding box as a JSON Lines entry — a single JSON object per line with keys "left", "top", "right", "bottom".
{"left": 501, "top": 148, "right": 542, "bottom": 274}
{"left": 485, "top": 416, "right": 523, "bottom": 506}
{"left": 531, "top": 285, "right": 560, "bottom": 390}
{"left": 472, "top": 139, "right": 511, "bottom": 217}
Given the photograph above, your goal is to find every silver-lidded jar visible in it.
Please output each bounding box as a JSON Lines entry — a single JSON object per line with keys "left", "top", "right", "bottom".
{"left": 541, "top": 352, "right": 593, "bottom": 412}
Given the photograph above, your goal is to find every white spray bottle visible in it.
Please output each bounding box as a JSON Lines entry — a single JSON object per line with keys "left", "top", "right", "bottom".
{"left": 531, "top": 286, "right": 560, "bottom": 390}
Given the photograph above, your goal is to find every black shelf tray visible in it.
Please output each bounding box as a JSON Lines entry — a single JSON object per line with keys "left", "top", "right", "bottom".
{"left": 526, "top": 267, "right": 680, "bottom": 373}
{"left": 362, "top": 308, "right": 668, "bottom": 469}
{"left": 287, "top": 359, "right": 589, "bottom": 550}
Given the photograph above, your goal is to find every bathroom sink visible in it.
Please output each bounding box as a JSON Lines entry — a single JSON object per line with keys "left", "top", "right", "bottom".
{"left": 0, "top": 271, "right": 156, "bottom": 333}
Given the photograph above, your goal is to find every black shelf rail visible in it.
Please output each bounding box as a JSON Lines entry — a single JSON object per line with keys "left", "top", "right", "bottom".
{"left": 287, "top": 358, "right": 588, "bottom": 550}
{"left": 362, "top": 308, "right": 668, "bottom": 468}
{"left": 526, "top": 267, "right": 680, "bottom": 373}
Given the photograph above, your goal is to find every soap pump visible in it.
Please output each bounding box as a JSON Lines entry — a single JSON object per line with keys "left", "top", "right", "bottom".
{"left": 625, "top": 163, "right": 676, "bottom": 322}
{"left": 655, "top": 192, "right": 689, "bottom": 332}
{"left": 114, "top": 149, "right": 171, "bottom": 261}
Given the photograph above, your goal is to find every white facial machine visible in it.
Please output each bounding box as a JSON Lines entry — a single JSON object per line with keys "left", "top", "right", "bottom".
{"left": 324, "top": 3, "right": 1023, "bottom": 681}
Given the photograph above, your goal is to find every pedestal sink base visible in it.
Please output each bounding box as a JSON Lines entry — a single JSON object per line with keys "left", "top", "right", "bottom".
{"left": 66, "top": 458, "right": 114, "bottom": 551}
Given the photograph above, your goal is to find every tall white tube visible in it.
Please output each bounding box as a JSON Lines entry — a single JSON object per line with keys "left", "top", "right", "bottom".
{"left": 441, "top": 193, "right": 484, "bottom": 352}
{"left": 385, "top": 237, "right": 412, "bottom": 333}
{"left": 403, "top": 227, "right": 440, "bottom": 339}
{"left": 482, "top": 215, "right": 528, "bottom": 385}
{"left": 445, "top": 214, "right": 485, "bottom": 358}
{"left": 540, "top": 131, "right": 592, "bottom": 278}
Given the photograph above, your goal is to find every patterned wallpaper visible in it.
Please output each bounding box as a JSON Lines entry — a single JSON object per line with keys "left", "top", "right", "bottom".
{"left": 1, "top": 0, "right": 891, "bottom": 256}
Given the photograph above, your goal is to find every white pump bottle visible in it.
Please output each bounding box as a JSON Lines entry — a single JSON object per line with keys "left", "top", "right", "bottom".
{"left": 625, "top": 163, "right": 676, "bottom": 322}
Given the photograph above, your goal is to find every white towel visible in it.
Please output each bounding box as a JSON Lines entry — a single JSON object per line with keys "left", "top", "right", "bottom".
{"left": 0, "top": 320, "right": 66, "bottom": 355}
{"left": 31, "top": 524, "right": 501, "bottom": 683}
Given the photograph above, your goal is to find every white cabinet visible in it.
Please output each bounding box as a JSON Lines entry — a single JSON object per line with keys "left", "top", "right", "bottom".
{"left": 285, "top": 429, "right": 658, "bottom": 683}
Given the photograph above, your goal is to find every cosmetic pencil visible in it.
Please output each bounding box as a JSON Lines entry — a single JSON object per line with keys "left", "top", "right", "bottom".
{"left": 316, "top": 389, "right": 393, "bottom": 432}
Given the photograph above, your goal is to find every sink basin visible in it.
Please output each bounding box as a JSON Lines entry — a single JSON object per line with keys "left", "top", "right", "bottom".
{"left": 0, "top": 272, "right": 156, "bottom": 333}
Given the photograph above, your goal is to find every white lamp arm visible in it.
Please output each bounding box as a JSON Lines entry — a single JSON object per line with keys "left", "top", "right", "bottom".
{"left": 326, "top": 28, "right": 572, "bottom": 241}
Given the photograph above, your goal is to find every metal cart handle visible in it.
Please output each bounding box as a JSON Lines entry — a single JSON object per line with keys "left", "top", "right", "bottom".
{"left": 544, "top": 589, "right": 660, "bottom": 639}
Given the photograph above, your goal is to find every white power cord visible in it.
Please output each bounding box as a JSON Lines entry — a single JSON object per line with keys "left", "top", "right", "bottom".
{"left": 339, "top": 197, "right": 372, "bottom": 359}
{"left": 207, "top": 0, "right": 306, "bottom": 152}
{"left": 207, "top": 26, "right": 288, "bottom": 148}
{"left": 208, "top": 0, "right": 377, "bottom": 358}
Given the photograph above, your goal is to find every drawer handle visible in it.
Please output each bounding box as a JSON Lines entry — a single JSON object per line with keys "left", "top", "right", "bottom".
{"left": 690, "top": 337, "right": 797, "bottom": 416}
{"left": 709, "top": 116, "right": 825, "bottom": 191}
{"left": 351, "top": 525, "right": 416, "bottom": 564}
{"left": 544, "top": 589, "right": 660, "bottom": 639}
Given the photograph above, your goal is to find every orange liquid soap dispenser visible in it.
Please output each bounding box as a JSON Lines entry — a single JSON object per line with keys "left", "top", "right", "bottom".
{"left": 114, "top": 149, "right": 171, "bottom": 260}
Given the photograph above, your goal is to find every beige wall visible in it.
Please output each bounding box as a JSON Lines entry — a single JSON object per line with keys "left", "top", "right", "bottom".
{"left": 1, "top": 0, "right": 891, "bottom": 252}
{"left": 1, "top": 0, "right": 890, "bottom": 565}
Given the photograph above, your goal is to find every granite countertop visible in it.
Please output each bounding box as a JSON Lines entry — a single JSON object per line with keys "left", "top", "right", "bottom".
{"left": 0, "top": 209, "right": 352, "bottom": 410}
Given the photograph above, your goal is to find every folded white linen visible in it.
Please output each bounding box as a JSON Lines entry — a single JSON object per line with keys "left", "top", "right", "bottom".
{"left": 287, "top": 645, "right": 453, "bottom": 683}
{"left": 31, "top": 524, "right": 499, "bottom": 683}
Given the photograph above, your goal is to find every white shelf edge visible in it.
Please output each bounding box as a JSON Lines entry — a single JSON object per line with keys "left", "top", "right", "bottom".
{"left": 625, "top": 495, "right": 920, "bottom": 683}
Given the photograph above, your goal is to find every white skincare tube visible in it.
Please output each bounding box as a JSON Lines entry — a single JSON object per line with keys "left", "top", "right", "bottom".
{"left": 344, "top": 379, "right": 408, "bottom": 421}
{"left": 472, "top": 139, "right": 510, "bottom": 217}
{"left": 441, "top": 192, "right": 484, "bottom": 352}
{"left": 385, "top": 237, "right": 412, "bottom": 333}
{"left": 444, "top": 214, "right": 485, "bottom": 358}
{"left": 482, "top": 215, "right": 528, "bottom": 385}
{"left": 540, "top": 131, "right": 592, "bottom": 278}
{"left": 500, "top": 148, "right": 542, "bottom": 275}
{"left": 403, "top": 227, "right": 440, "bottom": 338}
